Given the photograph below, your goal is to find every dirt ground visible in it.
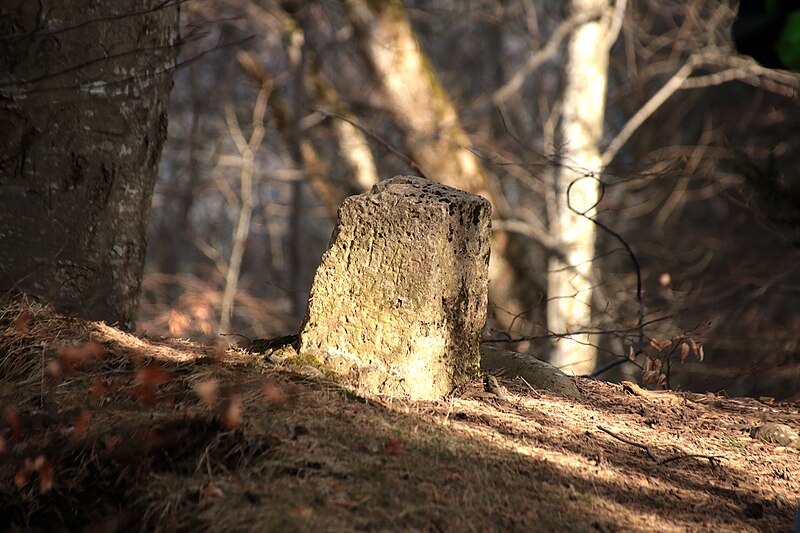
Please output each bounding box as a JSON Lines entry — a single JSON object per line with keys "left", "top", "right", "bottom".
{"left": 1, "top": 297, "right": 799, "bottom": 532}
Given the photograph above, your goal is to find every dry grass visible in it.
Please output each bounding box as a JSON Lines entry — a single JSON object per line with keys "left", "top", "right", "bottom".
{"left": 1, "top": 294, "right": 799, "bottom": 532}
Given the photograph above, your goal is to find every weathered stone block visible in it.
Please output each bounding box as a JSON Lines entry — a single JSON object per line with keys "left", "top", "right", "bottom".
{"left": 299, "top": 175, "right": 491, "bottom": 399}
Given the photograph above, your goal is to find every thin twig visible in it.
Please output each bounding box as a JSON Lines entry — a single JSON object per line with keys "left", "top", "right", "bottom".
{"left": 566, "top": 178, "right": 646, "bottom": 352}
{"left": 598, "top": 425, "right": 659, "bottom": 462}
{"left": 589, "top": 355, "right": 635, "bottom": 378}
{"left": 315, "top": 109, "right": 430, "bottom": 180}
{"left": 599, "top": 426, "right": 722, "bottom": 467}
{"left": 517, "top": 375, "right": 541, "bottom": 397}
{"left": 483, "top": 315, "right": 672, "bottom": 344}
{"left": 657, "top": 453, "right": 722, "bottom": 467}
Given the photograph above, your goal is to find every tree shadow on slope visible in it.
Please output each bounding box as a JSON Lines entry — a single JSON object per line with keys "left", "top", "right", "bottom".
{"left": 0, "top": 296, "right": 797, "bottom": 532}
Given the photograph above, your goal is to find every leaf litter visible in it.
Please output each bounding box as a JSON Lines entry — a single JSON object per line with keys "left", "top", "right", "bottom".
{"left": 0, "top": 295, "right": 798, "bottom": 531}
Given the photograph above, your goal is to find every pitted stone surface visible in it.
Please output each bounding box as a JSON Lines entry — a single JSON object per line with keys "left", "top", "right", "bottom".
{"left": 299, "top": 175, "right": 491, "bottom": 399}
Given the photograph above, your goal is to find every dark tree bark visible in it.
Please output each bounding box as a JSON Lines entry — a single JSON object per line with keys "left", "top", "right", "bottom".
{"left": 0, "top": 1, "right": 180, "bottom": 329}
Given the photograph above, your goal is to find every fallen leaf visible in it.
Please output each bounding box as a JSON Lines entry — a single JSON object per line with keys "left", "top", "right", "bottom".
{"left": 194, "top": 379, "right": 219, "bottom": 407}
{"left": 383, "top": 439, "right": 402, "bottom": 456}
{"left": 261, "top": 381, "right": 286, "bottom": 406}
{"left": 104, "top": 435, "right": 122, "bottom": 450}
{"left": 88, "top": 378, "right": 107, "bottom": 399}
{"left": 6, "top": 406, "right": 21, "bottom": 442}
{"left": 290, "top": 507, "right": 313, "bottom": 519}
{"left": 58, "top": 341, "right": 106, "bottom": 372}
{"left": 38, "top": 459, "right": 54, "bottom": 494}
{"left": 136, "top": 362, "right": 171, "bottom": 387}
{"left": 221, "top": 394, "right": 243, "bottom": 431}
{"left": 201, "top": 482, "right": 225, "bottom": 503}
{"left": 168, "top": 308, "right": 190, "bottom": 337}
{"left": 12, "top": 308, "right": 31, "bottom": 333}
{"left": 73, "top": 410, "right": 91, "bottom": 441}
{"left": 14, "top": 459, "right": 33, "bottom": 489}
{"left": 131, "top": 383, "right": 156, "bottom": 406}
{"left": 46, "top": 360, "right": 63, "bottom": 378}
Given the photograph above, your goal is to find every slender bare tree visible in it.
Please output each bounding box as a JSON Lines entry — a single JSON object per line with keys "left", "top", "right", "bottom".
{"left": 547, "top": 0, "right": 620, "bottom": 374}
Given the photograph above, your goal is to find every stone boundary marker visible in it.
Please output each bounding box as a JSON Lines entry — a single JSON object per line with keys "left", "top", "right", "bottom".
{"left": 299, "top": 176, "right": 491, "bottom": 399}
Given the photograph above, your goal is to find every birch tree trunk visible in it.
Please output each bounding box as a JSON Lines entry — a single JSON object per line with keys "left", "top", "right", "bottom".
{"left": 547, "top": 0, "right": 612, "bottom": 374}
{"left": 0, "top": 1, "right": 180, "bottom": 329}
{"left": 343, "top": 0, "right": 531, "bottom": 326}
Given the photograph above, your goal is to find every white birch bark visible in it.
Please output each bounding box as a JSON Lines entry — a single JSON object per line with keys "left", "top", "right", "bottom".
{"left": 547, "top": 0, "right": 614, "bottom": 375}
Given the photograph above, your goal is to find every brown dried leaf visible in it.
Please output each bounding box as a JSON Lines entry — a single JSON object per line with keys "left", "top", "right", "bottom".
{"left": 641, "top": 358, "right": 667, "bottom": 386}
{"left": 73, "top": 410, "right": 91, "bottom": 441}
{"left": 58, "top": 341, "right": 106, "bottom": 372}
{"left": 261, "top": 381, "right": 286, "bottom": 406}
{"left": 687, "top": 337, "right": 697, "bottom": 353}
{"left": 46, "top": 360, "right": 63, "bottom": 378}
{"left": 193, "top": 379, "right": 219, "bottom": 407}
{"left": 383, "top": 439, "right": 403, "bottom": 456}
{"left": 168, "top": 308, "right": 190, "bottom": 337}
{"left": 221, "top": 394, "right": 243, "bottom": 431}
{"left": 679, "top": 342, "right": 690, "bottom": 364}
{"left": 38, "top": 459, "right": 54, "bottom": 494}
{"left": 290, "top": 507, "right": 314, "bottom": 519}
{"left": 189, "top": 299, "right": 214, "bottom": 337}
{"left": 147, "top": 428, "right": 169, "bottom": 448}
{"left": 649, "top": 338, "right": 671, "bottom": 352}
{"left": 14, "top": 459, "right": 33, "bottom": 489}
{"left": 11, "top": 308, "right": 31, "bottom": 333}
{"left": 136, "top": 362, "right": 171, "bottom": 387}
{"left": 88, "top": 378, "right": 107, "bottom": 399}
{"left": 6, "top": 406, "right": 21, "bottom": 442}
{"left": 131, "top": 383, "right": 156, "bottom": 406}
{"left": 201, "top": 482, "right": 225, "bottom": 503}
{"left": 104, "top": 435, "right": 122, "bottom": 450}
{"left": 0, "top": 435, "right": 5, "bottom": 454}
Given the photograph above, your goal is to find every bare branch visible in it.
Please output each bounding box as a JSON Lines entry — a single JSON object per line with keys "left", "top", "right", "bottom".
{"left": 492, "top": 218, "right": 557, "bottom": 251}
{"left": 493, "top": 8, "right": 604, "bottom": 105}
{"left": 482, "top": 314, "right": 673, "bottom": 344}
{"left": 219, "top": 63, "right": 272, "bottom": 334}
{"left": 605, "top": 0, "right": 627, "bottom": 50}
{"left": 602, "top": 57, "right": 695, "bottom": 167}
{"left": 603, "top": 52, "right": 799, "bottom": 167}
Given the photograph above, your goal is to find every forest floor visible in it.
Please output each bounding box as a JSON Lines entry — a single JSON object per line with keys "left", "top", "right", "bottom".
{"left": 1, "top": 296, "right": 799, "bottom": 532}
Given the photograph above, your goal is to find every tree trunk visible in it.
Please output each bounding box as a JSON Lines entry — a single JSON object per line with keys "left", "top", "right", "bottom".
{"left": 0, "top": 1, "right": 180, "bottom": 329}
{"left": 343, "top": 0, "right": 532, "bottom": 328}
{"left": 547, "top": 0, "right": 612, "bottom": 375}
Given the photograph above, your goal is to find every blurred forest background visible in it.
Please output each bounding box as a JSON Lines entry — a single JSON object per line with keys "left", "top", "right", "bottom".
{"left": 138, "top": 0, "right": 800, "bottom": 399}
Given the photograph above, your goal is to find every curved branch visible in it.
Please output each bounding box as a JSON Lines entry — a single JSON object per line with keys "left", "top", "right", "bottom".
{"left": 493, "top": 8, "right": 604, "bottom": 105}
{"left": 602, "top": 57, "right": 695, "bottom": 167}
